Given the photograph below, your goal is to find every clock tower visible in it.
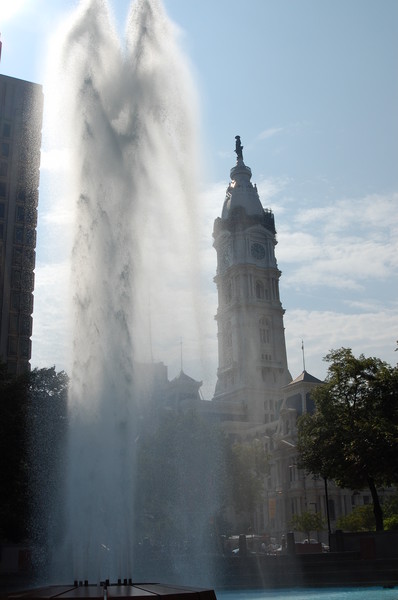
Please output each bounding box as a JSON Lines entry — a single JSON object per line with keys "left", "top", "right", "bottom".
{"left": 212, "top": 136, "right": 291, "bottom": 425}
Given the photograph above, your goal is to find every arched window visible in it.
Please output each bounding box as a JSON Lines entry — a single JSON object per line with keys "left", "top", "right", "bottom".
{"left": 259, "top": 317, "right": 270, "bottom": 344}
{"left": 255, "top": 280, "right": 265, "bottom": 299}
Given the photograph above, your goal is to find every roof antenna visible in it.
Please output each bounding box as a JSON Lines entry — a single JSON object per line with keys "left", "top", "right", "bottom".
{"left": 180, "top": 337, "right": 183, "bottom": 373}
{"left": 301, "top": 339, "right": 306, "bottom": 373}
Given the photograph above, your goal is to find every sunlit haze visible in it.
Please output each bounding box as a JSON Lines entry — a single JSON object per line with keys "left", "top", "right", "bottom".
{"left": 1, "top": 0, "right": 397, "bottom": 398}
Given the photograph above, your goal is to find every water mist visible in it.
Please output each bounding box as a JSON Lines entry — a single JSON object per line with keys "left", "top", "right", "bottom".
{"left": 47, "top": 0, "right": 205, "bottom": 584}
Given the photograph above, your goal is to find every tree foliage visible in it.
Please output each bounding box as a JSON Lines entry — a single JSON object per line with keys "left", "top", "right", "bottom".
{"left": 134, "top": 410, "right": 228, "bottom": 552}
{"left": 0, "top": 364, "right": 30, "bottom": 540}
{"left": 290, "top": 511, "right": 325, "bottom": 540}
{"left": 225, "top": 439, "right": 269, "bottom": 518}
{"left": 134, "top": 412, "right": 269, "bottom": 550}
{"left": 297, "top": 348, "right": 398, "bottom": 531}
{"left": 0, "top": 366, "right": 68, "bottom": 542}
{"left": 336, "top": 505, "right": 375, "bottom": 532}
{"left": 28, "top": 367, "right": 69, "bottom": 546}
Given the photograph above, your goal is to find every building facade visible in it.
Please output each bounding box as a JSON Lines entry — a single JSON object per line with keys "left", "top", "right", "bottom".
{"left": 212, "top": 136, "right": 291, "bottom": 429}
{"left": 0, "top": 74, "right": 43, "bottom": 373}
{"left": 210, "top": 137, "right": 372, "bottom": 542}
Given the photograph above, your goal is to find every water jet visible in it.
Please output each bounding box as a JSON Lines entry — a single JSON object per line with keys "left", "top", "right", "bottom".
{"left": 21, "top": 0, "right": 214, "bottom": 593}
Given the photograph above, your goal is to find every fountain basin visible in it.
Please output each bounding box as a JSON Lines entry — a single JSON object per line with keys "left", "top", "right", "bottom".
{"left": 7, "top": 583, "right": 217, "bottom": 600}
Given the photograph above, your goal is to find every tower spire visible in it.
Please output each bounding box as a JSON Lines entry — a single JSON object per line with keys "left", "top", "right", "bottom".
{"left": 301, "top": 339, "right": 306, "bottom": 372}
{"left": 212, "top": 135, "right": 291, "bottom": 419}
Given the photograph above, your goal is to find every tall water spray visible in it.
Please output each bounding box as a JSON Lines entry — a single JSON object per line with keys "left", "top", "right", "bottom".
{"left": 50, "top": 0, "right": 203, "bottom": 583}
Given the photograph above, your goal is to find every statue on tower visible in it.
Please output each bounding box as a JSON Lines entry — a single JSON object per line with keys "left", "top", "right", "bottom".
{"left": 235, "top": 135, "right": 243, "bottom": 160}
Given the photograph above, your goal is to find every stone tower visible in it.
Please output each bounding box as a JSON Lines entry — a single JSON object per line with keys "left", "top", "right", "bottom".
{"left": 212, "top": 136, "right": 291, "bottom": 425}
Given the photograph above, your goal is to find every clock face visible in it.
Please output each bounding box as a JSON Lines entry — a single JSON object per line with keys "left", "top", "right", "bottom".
{"left": 251, "top": 242, "right": 265, "bottom": 260}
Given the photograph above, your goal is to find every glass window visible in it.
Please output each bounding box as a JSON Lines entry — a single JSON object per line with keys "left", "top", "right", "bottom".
{"left": 11, "top": 291, "right": 20, "bottom": 310}
{"left": 16, "top": 205, "right": 25, "bottom": 222}
{"left": 20, "top": 315, "right": 32, "bottom": 336}
{"left": 259, "top": 317, "right": 270, "bottom": 344}
{"left": 0, "top": 162, "right": 7, "bottom": 177}
{"left": 9, "top": 314, "right": 18, "bottom": 334}
{"left": 0, "top": 203, "right": 5, "bottom": 218}
{"left": 255, "top": 280, "right": 265, "bottom": 299}
{"left": 2, "top": 123, "right": 11, "bottom": 137}
{"left": 19, "top": 338, "right": 31, "bottom": 359}
{"left": 1, "top": 143, "right": 9, "bottom": 157}
{"left": 8, "top": 336, "right": 18, "bottom": 356}
{"left": 11, "top": 269, "right": 21, "bottom": 288}
{"left": 13, "top": 247, "right": 23, "bottom": 266}
{"left": 14, "top": 227, "right": 24, "bottom": 244}
{"left": 0, "top": 182, "right": 6, "bottom": 197}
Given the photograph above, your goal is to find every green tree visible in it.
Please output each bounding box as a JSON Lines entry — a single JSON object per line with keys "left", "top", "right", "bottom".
{"left": 297, "top": 348, "right": 398, "bottom": 531}
{"left": 382, "top": 494, "right": 398, "bottom": 531}
{"left": 225, "top": 439, "right": 268, "bottom": 520}
{"left": 27, "top": 367, "right": 68, "bottom": 547}
{"left": 0, "top": 364, "right": 30, "bottom": 540}
{"left": 290, "top": 511, "right": 325, "bottom": 541}
{"left": 336, "top": 505, "right": 375, "bottom": 532}
{"left": 135, "top": 410, "right": 228, "bottom": 552}
{"left": 0, "top": 366, "right": 68, "bottom": 542}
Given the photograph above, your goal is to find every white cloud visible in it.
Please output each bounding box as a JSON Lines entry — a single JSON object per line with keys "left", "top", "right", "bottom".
{"left": 257, "top": 176, "right": 289, "bottom": 204}
{"left": 278, "top": 191, "right": 398, "bottom": 290}
{"left": 1, "top": 0, "right": 30, "bottom": 23}
{"left": 258, "top": 127, "right": 284, "bottom": 140}
{"left": 294, "top": 193, "right": 398, "bottom": 233}
{"left": 285, "top": 306, "right": 398, "bottom": 381}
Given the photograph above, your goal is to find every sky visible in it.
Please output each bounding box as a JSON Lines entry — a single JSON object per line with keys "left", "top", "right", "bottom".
{"left": 1, "top": 0, "right": 397, "bottom": 398}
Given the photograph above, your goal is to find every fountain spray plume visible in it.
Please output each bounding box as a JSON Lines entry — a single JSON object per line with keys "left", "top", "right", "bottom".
{"left": 48, "top": 0, "right": 202, "bottom": 583}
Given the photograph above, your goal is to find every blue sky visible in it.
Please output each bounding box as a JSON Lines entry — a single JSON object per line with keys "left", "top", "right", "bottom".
{"left": 1, "top": 0, "right": 397, "bottom": 397}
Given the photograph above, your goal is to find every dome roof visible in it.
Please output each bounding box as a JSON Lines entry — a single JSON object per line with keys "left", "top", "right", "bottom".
{"left": 288, "top": 370, "right": 323, "bottom": 385}
{"left": 221, "top": 139, "right": 265, "bottom": 219}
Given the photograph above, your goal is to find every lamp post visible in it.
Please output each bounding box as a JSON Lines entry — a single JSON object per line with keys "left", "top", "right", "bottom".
{"left": 324, "top": 476, "right": 331, "bottom": 537}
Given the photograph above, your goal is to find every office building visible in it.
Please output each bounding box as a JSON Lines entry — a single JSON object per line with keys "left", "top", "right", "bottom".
{"left": 0, "top": 74, "right": 43, "bottom": 373}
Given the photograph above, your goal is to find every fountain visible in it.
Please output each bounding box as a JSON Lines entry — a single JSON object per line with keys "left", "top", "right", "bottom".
{"left": 7, "top": 0, "right": 216, "bottom": 597}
